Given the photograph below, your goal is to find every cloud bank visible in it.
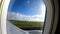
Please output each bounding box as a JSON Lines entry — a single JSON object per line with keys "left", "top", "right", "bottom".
{"left": 7, "top": 12, "right": 45, "bottom": 22}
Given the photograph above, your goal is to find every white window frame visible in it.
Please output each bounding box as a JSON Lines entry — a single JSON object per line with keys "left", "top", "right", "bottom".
{"left": 0, "top": 0, "right": 10, "bottom": 34}
{"left": 0, "top": 0, "right": 59, "bottom": 34}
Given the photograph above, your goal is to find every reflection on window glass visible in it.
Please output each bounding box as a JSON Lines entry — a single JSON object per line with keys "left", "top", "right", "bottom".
{"left": 7, "top": 0, "right": 46, "bottom": 34}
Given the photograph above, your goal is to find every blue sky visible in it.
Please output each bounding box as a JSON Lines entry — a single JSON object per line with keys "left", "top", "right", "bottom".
{"left": 8, "top": 0, "right": 45, "bottom": 16}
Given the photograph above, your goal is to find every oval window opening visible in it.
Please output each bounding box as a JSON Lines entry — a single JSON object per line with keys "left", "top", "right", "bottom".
{"left": 7, "top": 0, "right": 46, "bottom": 34}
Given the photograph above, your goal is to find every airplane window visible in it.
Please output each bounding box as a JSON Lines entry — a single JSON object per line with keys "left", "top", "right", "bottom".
{"left": 7, "top": 0, "right": 46, "bottom": 34}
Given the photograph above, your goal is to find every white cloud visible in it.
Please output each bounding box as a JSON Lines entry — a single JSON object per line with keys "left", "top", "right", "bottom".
{"left": 7, "top": 12, "right": 45, "bottom": 22}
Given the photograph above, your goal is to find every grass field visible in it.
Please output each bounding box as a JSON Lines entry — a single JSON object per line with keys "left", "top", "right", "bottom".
{"left": 9, "top": 20, "right": 44, "bottom": 30}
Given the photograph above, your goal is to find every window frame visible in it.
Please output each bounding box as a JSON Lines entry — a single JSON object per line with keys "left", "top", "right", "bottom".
{"left": 0, "top": 0, "right": 59, "bottom": 34}
{"left": 43, "top": 0, "right": 59, "bottom": 34}
{"left": 0, "top": 0, "right": 10, "bottom": 34}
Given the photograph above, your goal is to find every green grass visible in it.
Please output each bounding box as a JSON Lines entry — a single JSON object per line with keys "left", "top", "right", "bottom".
{"left": 9, "top": 20, "right": 44, "bottom": 28}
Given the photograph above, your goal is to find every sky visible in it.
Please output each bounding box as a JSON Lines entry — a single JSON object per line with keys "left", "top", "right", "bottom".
{"left": 8, "top": 0, "right": 45, "bottom": 16}
{"left": 8, "top": 0, "right": 46, "bottom": 22}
